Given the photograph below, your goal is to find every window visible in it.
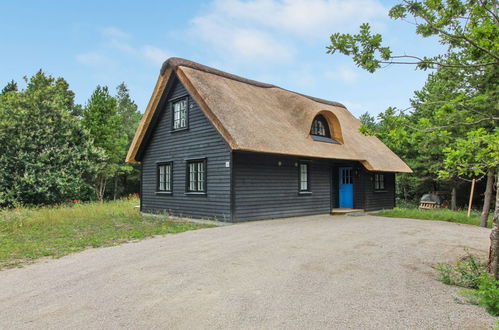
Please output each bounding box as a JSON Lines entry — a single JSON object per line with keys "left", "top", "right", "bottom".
{"left": 157, "top": 162, "right": 172, "bottom": 192}
{"left": 299, "top": 162, "right": 310, "bottom": 192}
{"left": 374, "top": 173, "right": 385, "bottom": 190}
{"left": 310, "top": 115, "right": 331, "bottom": 138}
{"left": 341, "top": 168, "right": 353, "bottom": 184}
{"left": 186, "top": 159, "right": 206, "bottom": 193}
{"left": 172, "top": 98, "right": 188, "bottom": 130}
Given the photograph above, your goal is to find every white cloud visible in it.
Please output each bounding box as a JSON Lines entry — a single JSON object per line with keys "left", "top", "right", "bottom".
{"left": 213, "top": 0, "right": 386, "bottom": 36}
{"left": 141, "top": 45, "right": 170, "bottom": 65}
{"left": 77, "top": 27, "right": 171, "bottom": 67}
{"left": 341, "top": 101, "right": 368, "bottom": 117}
{"left": 191, "top": 15, "right": 293, "bottom": 62}
{"left": 189, "top": 0, "right": 386, "bottom": 64}
{"left": 102, "top": 27, "right": 131, "bottom": 40}
{"left": 325, "top": 66, "right": 358, "bottom": 83}
{"left": 76, "top": 52, "right": 112, "bottom": 66}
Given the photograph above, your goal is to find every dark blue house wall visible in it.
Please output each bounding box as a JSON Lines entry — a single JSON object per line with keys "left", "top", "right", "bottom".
{"left": 140, "top": 77, "right": 232, "bottom": 220}
{"left": 232, "top": 152, "right": 332, "bottom": 222}
{"left": 232, "top": 153, "right": 396, "bottom": 221}
{"left": 362, "top": 171, "right": 396, "bottom": 211}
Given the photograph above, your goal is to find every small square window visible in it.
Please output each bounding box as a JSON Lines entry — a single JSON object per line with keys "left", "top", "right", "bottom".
{"left": 157, "top": 162, "right": 172, "bottom": 192}
{"left": 172, "top": 98, "right": 188, "bottom": 130}
{"left": 186, "top": 159, "right": 206, "bottom": 193}
{"left": 374, "top": 173, "right": 385, "bottom": 190}
{"left": 342, "top": 168, "right": 353, "bottom": 184}
{"left": 299, "top": 162, "right": 309, "bottom": 192}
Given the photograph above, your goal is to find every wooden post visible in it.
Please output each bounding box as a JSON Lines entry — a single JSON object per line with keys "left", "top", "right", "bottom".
{"left": 468, "top": 178, "right": 476, "bottom": 217}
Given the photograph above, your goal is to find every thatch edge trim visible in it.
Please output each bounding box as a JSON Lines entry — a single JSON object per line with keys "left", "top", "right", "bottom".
{"left": 176, "top": 68, "right": 238, "bottom": 150}
{"left": 126, "top": 68, "right": 172, "bottom": 163}
{"left": 162, "top": 57, "right": 347, "bottom": 109}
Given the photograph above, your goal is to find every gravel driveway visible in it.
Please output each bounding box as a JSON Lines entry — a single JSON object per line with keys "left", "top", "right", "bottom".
{"left": 0, "top": 215, "right": 496, "bottom": 329}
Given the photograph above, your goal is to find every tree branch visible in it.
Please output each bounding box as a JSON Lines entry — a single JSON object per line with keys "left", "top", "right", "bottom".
{"left": 380, "top": 55, "right": 498, "bottom": 68}
{"left": 478, "top": 0, "right": 499, "bottom": 24}
{"left": 404, "top": 0, "right": 499, "bottom": 62}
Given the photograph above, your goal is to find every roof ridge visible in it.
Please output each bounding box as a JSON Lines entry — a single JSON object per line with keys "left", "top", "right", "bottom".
{"left": 161, "top": 57, "right": 346, "bottom": 109}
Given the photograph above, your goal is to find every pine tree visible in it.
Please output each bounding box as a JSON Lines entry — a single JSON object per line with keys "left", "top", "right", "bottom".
{"left": 113, "top": 82, "right": 142, "bottom": 198}
{"left": 1, "top": 80, "right": 18, "bottom": 94}
{"left": 82, "top": 86, "right": 127, "bottom": 201}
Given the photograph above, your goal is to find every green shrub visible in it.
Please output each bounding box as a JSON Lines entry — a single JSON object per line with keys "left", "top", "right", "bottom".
{"left": 437, "top": 255, "right": 499, "bottom": 316}
{"left": 436, "top": 255, "right": 486, "bottom": 289}
{"left": 476, "top": 275, "right": 499, "bottom": 316}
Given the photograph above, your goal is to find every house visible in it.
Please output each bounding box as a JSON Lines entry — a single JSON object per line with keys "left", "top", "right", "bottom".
{"left": 126, "top": 57, "right": 412, "bottom": 222}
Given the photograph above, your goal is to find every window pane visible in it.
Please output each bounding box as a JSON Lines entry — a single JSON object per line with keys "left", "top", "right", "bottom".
{"left": 159, "top": 165, "right": 164, "bottom": 191}
{"left": 199, "top": 162, "right": 205, "bottom": 191}
{"left": 189, "top": 163, "right": 195, "bottom": 191}
{"left": 165, "top": 165, "right": 171, "bottom": 191}
{"left": 300, "top": 164, "right": 308, "bottom": 191}
{"left": 173, "top": 99, "right": 187, "bottom": 129}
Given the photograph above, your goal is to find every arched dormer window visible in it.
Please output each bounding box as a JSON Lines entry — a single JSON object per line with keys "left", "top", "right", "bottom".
{"left": 310, "top": 113, "right": 341, "bottom": 144}
{"left": 310, "top": 115, "right": 331, "bottom": 138}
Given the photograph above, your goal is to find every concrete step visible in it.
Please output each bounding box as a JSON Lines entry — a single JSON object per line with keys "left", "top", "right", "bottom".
{"left": 331, "top": 208, "right": 365, "bottom": 215}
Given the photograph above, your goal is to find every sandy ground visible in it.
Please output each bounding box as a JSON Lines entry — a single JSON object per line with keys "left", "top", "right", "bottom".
{"left": 0, "top": 214, "right": 496, "bottom": 329}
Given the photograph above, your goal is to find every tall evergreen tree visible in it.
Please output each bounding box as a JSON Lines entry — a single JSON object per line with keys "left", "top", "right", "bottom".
{"left": 1, "top": 80, "right": 18, "bottom": 94}
{"left": 82, "top": 86, "right": 127, "bottom": 201}
{"left": 0, "top": 71, "right": 100, "bottom": 207}
{"left": 116, "top": 82, "right": 141, "bottom": 144}
{"left": 112, "top": 82, "right": 142, "bottom": 198}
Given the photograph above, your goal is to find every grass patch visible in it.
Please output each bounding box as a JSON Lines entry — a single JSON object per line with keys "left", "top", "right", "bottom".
{"left": 376, "top": 207, "right": 492, "bottom": 227}
{"left": 436, "top": 254, "right": 499, "bottom": 316}
{"left": 0, "top": 197, "right": 211, "bottom": 269}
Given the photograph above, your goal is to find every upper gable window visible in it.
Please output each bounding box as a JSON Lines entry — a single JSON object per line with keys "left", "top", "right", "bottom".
{"left": 172, "top": 98, "right": 188, "bottom": 130}
{"left": 310, "top": 115, "right": 331, "bottom": 138}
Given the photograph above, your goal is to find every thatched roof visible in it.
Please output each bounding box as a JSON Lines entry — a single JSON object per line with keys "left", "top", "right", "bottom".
{"left": 126, "top": 57, "right": 412, "bottom": 173}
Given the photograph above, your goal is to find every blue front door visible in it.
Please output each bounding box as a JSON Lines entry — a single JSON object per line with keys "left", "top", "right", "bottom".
{"left": 339, "top": 167, "right": 353, "bottom": 208}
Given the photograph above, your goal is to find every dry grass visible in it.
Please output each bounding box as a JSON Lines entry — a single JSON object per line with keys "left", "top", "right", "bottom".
{"left": 0, "top": 197, "right": 211, "bottom": 269}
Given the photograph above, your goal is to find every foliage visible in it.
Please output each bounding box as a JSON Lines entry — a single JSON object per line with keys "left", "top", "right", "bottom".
{"left": 0, "top": 71, "right": 100, "bottom": 207}
{"left": 83, "top": 85, "right": 126, "bottom": 166}
{"left": 327, "top": 0, "right": 498, "bottom": 72}
{"left": 436, "top": 254, "right": 486, "bottom": 289}
{"left": 1, "top": 80, "right": 18, "bottom": 94}
{"left": 0, "top": 197, "right": 212, "bottom": 269}
{"left": 82, "top": 86, "right": 128, "bottom": 200}
{"left": 377, "top": 207, "right": 492, "bottom": 227}
{"left": 116, "top": 82, "right": 141, "bottom": 146}
{"left": 331, "top": 0, "right": 499, "bottom": 204}
{"left": 476, "top": 274, "right": 499, "bottom": 316}
{"left": 436, "top": 255, "right": 499, "bottom": 316}
{"left": 111, "top": 83, "right": 142, "bottom": 198}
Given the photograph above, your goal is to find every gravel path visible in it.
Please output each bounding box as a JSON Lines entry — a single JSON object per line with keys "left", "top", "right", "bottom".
{"left": 0, "top": 215, "right": 496, "bottom": 329}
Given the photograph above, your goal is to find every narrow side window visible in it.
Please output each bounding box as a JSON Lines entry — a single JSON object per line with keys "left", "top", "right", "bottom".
{"left": 374, "top": 173, "right": 385, "bottom": 190}
{"left": 299, "top": 162, "right": 310, "bottom": 192}
{"left": 157, "top": 162, "right": 173, "bottom": 192}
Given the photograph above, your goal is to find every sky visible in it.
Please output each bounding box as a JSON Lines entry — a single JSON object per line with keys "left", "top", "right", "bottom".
{"left": 0, "top": 0, "right": 444, "bottom": 118}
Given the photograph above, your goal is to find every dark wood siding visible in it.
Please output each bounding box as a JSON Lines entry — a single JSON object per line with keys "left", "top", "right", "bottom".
{"left": 362, "top": 171, "right": 396, "bottom": 211}
{"left": 140, "top": 77, "right": 232, "bottom": 220}
{"left": 233, "top": 152, "right": 331, "bottom": 222}
{"left": 330, "top": 165, "right": 395, "bottom": 211}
